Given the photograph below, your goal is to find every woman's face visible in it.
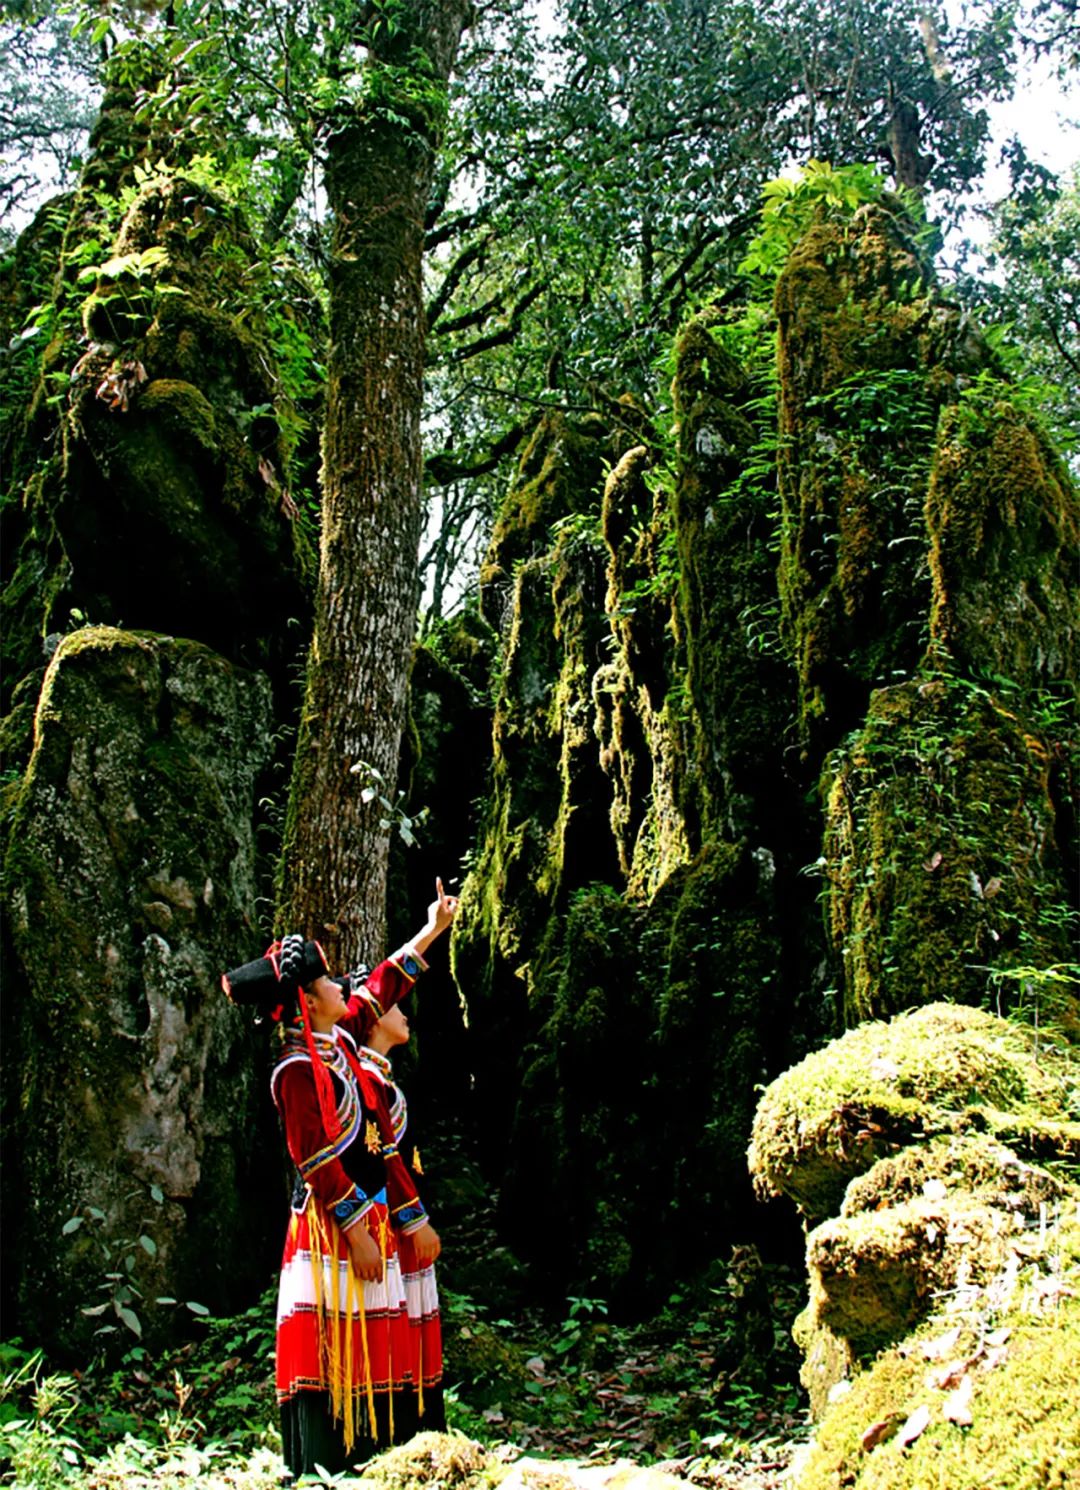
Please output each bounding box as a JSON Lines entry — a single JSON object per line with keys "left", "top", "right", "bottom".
{"left": 369, "top": 1002, "right": 410, "bottom": 1053}
{"left": 304, "top": 974, "right": 350, "bottom": 1030}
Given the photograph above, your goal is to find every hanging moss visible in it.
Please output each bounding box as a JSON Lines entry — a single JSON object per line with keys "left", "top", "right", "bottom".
{"left": 596, "top": 443, "right": 693, "bottom": 896}
{"left": 822, "top": 674, "right": 1075, "bottom": 1026}
{"left": 926, "top": 390, "right": 1079, "bottom": 686}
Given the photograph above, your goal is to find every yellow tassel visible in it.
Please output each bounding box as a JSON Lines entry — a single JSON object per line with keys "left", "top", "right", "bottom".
{"left": 383, "top": 1221, "right": 394, "bottom": 1443}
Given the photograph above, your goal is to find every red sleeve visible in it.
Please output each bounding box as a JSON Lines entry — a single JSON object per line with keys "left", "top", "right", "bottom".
{"left": 341, "top": 943, "right": 428, "bottom": 1041}
{"left": 276, "top": 1062, "right": 380, "bottom": 1232}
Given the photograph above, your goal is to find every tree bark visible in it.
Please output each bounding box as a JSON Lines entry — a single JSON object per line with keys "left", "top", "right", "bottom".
{"left": 277, "top": 1, "right": 472, "bottom": 965}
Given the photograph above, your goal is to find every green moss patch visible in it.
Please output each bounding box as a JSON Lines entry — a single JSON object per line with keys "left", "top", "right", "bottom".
{"left": 822, "top": 675, "right": 1076, "bottom": 1025}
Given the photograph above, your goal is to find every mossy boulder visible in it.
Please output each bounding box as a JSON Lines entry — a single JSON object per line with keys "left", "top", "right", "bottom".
{"left": 751, "top": 1001, "right": 1079, "bottom": 1485}
{"left": 749, "top": 1003, "right": 1078, "bottom": 1228}
{"left": 359, "top": 1431, "right": 498, "bottom": 1490}
{"left": 1, "top": 627, "right": 279, "bottom": 1352}
{"left": 822, "top": 675, "right": 1076, "bottom": 1025}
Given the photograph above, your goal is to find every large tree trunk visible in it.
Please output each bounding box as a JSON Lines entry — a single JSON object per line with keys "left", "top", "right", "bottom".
{"left": 277, "top": 3, "right": 472, "bottom": 965}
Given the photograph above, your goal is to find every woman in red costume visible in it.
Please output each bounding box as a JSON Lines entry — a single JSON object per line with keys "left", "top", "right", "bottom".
{"left": 222, "top": 881, "right": 457, "bottom": 1480}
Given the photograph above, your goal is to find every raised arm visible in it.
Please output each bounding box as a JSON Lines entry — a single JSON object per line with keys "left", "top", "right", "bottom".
{"left": 410, "top": 877, "right": 459, "bottom": 958}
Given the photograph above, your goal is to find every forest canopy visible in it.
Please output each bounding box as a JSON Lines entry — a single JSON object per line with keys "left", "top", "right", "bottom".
{"left": 2, "top": 0, "right": 1077, "bottom": 620}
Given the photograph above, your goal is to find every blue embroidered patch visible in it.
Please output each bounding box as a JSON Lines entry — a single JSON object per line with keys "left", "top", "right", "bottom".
{"left": 402, "top": 955, "right": 419, "bottom": 978}
{"left": 333, "top": 1186, "right": 369, "bottom": 1222}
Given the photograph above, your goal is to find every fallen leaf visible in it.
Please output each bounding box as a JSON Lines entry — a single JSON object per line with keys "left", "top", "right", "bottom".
{"left": 861, "top": 1416, "right": 899, "bottom": 1451}
{"left": 983, "top": 876, "right": 1002, "bottom": 899}
{"left": 525, "top": 1356, "right": 546, "bottom": 1376}
{"left": 984, "top": 1328, "right": 1010, "bottom": 1347}
{"left": 981, "top": 1344, "right": 1009, "bottom": 1372}
{"left": 870, "top": 1057, "right": 899, "bottom": 1082}
{"left": 924, "top": 851, "right": 943, "bottom": 871}
{"left": 921, "top": 1327, "right": 962, "bottom": 1361}
{"left": 929, "top": 1358, "right": 969, "bottom": 1391}
{"left": 922, "top": 1179, "right": 948, "bottom": 1202}
{"left": 943, "top": 1374, "right": 974, "bottom": 1426}
{"left": 898, "top": 1403, "right": 931, "bottom": 1448}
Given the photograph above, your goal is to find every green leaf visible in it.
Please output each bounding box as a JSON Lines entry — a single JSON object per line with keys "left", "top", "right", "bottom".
{"left": 186, "top": 1300, "right": 211, "bottom": 1316}
{"left": 138, "top": 1234, "right": 157, "bottom": 1257}
{"left": 62, "top": 1216, "right": 84, "bottom": 1235}
{"left": 116, "top": 1306, "right": 142, "bottom": 1337}
{"left": 150, "top": 1185, "right": 165, "bottom": 1204}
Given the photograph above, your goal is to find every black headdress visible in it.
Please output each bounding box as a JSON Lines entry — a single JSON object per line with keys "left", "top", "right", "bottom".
{"left": 221, "top": 935, "right": 331, "bottom": 1021}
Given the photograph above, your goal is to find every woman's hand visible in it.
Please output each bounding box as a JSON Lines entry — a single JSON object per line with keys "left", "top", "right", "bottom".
{"left": 410, "top": 1222, "right": 441, "bottom": 1265}
{"left": 346, "top": 1222, "right": 383, "bottom": 1282}
{"left": 413, "top": 878, "right": 459, "bottom": 955}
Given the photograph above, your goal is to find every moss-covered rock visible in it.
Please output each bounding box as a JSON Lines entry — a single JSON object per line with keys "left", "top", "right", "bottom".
{"left": 791, "top": 1207, "right": 1080, "bottom": 1489}
{"left": 749, "top": 1003, "right": 1078, "bottom": 1228}
{"left": 478, "top": 411, "right": 610, "bottom": 629}
{"left": 500, "top": 883, "right": 649, "bottom": 1293}
{"left": 671, "top": 314, "right": 795, "bottom": 843}
{"left": 387, "top": 622, "right": 497, "bottom": 1124}
{"left": 454, "top": 414, "right": 622, "bottom": 1162}
{"left": 926, "top": 391, "right": 1079, "bottom": 686}
{"left": 359, "top": 1431, "right": 498, "bottom": 1490}
{"left": 822, "top": 675, "right": 1076, "bottom": 1025}
{"left": 751, "top": 1001, "right": 1079, "bottom": 1484}
{"left": 1, "top": 627, "right": 279, "bottom": 1351}
{"left": 774, "top": 203, "right": 992, "bottom": 760}
{"left": 2, "top": 78, "right": 320, "bottom": 732}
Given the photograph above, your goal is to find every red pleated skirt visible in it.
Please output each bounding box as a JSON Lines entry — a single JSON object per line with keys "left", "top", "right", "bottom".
{"left": 396, "top": 1231, "right": 443, "bottom": 1390}
{"left": 276, "top": 1197, "right": 414, "bottom": 1451}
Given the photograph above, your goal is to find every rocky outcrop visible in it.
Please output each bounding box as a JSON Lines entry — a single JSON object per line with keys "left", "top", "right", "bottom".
{"left": 0, "top": 54, "right": 325, "bottom": 1349}
{"left": 2, "top": 628, "right": 278, "bottom": 1352}
{"left": 449, "top": 190, "right": 1078, "bottom": 1301}
{"left": 1, "top": 59, "right": 318, "bottom": 741}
